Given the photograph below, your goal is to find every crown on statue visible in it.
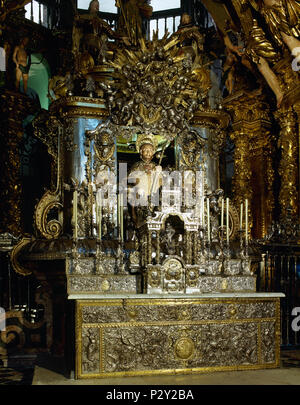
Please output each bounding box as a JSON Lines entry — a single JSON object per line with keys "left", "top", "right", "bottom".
{"left": 136, "top": 134, "right": 158, "bottom": 153}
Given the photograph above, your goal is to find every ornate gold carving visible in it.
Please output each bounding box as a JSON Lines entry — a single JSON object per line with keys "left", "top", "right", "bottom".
{"left": 0, "top": 90, "right": 39, "bottom": 236}
{"left": 191, "top": 108, "right": 230, "bottom": 128}
{"left": 107, "top": 34, "right": 210, "bottom": 139}
{"left": 75, "top": 297, "right": 281, "bottom": 378}
{"left": 10, "top": 237, "right": 32, "bottom": 276}
{"left": 32, "top": 111, "right": 64, "bottom": 240}
{"left": 174, "top": 337, "right": 195, "bottom": 360}
{"left": 231, "top": 130, "right": 253, "bottom": 211}
{"left": 228, "top": 304, "right": 238, "bottom": 319}
{"left": 68, "top": 274, "right": 138, "bottom": 294}
{"left": 177, "top": 309, "right": 191, "bottom": 321}
{"left": 221, "top": 279, "right": 228, "bottom": 291}
{"left": 148, "top": 266, "right": 161, "bottom": 288}
{"left": 186, "top": 268, "right": 199, "bottom": 288}
{"left": 33, "top": 111, "right": 61, "bottom": 162}
{"left": 178, "top": 130, "right": 204, "bottom": 169}
{"left": 225, "top": 90, "right": 275, "bottom": 238}
{"left": 275, "top": 108, "right": 298, "bottom": 220}
{"left": 164, "top": 258, "right": 183, "bottom": 281}
{"left": 101, "top": 279, "right": 110, "bottom": 291}
{"left": 49, "top": 96, "right": 109, "bottom": 119}
{"left": 34, "top": 190, "right": 63, "bottom": 240}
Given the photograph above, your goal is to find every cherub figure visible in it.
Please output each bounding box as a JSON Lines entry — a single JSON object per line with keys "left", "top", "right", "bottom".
{"left": 13, "top": 36, "right": 30, "bottom": 93}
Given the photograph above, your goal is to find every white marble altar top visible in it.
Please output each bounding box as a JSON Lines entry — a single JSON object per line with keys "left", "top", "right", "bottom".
{"left": 68, "top": 292, "right": 285, "bottom": 300}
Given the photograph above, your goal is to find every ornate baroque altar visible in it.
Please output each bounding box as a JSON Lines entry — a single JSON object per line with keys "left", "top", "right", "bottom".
{"left": 8, "top": 1, "right": 286, "bottom": 378}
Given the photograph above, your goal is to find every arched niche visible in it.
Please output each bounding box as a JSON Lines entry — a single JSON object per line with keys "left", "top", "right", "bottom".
{"left": 20, "top": 53, "right": 51, "bottom": 110}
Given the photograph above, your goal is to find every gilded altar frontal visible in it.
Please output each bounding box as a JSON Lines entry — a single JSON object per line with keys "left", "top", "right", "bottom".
{"left": 0, "top": 0, "right": 299, "bottom": 381}
{"left": 75, "top": 296, "right": 281, "bottom": 378}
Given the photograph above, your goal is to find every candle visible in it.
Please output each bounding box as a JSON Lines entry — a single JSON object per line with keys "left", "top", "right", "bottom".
{"left": 207, "top": 197, "right": 210, "bottom": 243}
{"left": 98, "top": 193, "right": 102, "bottom": 240}
{"left": 240, "top": 202, "right": 243, "bottom": 231}
{"left": 199, "top": 196, "right": 202, "bottom": 225}
{"left": 202, "top": 197, "right": 205, "bottom": 228}
{"left": 73, "top": 190, "right": 78, "bottom": 239}
{"left": 226, "top": 198, "right": 229, "bottom": 245}
{"left": 245, "top": 199, "right": 248, "bottom": 244}
{"left": 118, "top": 194, "right": 121, "bottom": 237}
{"left": 221, "top": 198, "right": 224, "bottom": 228}
{"left": 120, "top": 193, "right": 123, "bottom": 242}
{"left": 96, "top": 201, "right": 98, "bottom": 234}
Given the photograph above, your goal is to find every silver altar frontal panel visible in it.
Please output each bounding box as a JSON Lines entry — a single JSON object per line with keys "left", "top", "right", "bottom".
{"left": 73, "top": 293, "right": 283, "bottom": 379}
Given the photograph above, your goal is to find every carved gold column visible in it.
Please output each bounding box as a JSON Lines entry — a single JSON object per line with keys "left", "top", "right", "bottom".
{"left": 275, "top": 108, "right": 298, "bottom": 221}
{"left": 225, "top": 91, "right": 274, "bottom": 239}
{"left": 0, "top": 90, "right": 39, "bottom": 236}
{"left": 230, "top": 129, "right": 253, "bottom": 228}
{"left": 293, "top": 102, "right": 300, "bottom": 218}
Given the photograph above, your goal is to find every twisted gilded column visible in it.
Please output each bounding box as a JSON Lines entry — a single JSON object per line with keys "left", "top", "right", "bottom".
{"left": 275, "top": 108, "right": 298, "bottom": 221}
{"left": 225, "top": 91, "right": 274, "bottom": 239}
{"left": 230, "top": 130, "right": 253, "bottom": 227}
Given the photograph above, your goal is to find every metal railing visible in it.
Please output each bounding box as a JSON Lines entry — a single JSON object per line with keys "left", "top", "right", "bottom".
{"left": 258, "top": 245, "right": 300, "bottom": 347}
{"left": 148, "top": 9, "right": 182, "bottom": 39}
{"left": 25, "top": 2, "right": 184, "bottom": 38}
{"left": 0, "top": 252, "right": 43, "bottom": 323}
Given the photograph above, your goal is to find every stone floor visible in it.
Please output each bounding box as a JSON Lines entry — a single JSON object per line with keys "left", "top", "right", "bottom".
{"left": 32, "top": 364, "right": 300, "bottom": 386}
{"left": 1, "top": 349, "right": 299, "bottom": 386}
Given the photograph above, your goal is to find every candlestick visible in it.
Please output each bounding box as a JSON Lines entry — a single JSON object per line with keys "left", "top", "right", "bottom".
{"left": 226, "top": 198, "right": 229, "bottom": 245}
{"left": 73, "top": 190, "right": 78, "bottom": 239}
{"left": 245, "top": 199, "right": 248, "bottom": 244}
{"left": 207, "top": 197, "right": 210, "bottom": 243}
{"left": 240, "top": 202, "right": 243, "bottom": 231}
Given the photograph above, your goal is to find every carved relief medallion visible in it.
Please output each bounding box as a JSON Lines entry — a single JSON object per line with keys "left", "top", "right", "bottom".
{"left": 174, "top": 337, "right": 195, "bottom": 361}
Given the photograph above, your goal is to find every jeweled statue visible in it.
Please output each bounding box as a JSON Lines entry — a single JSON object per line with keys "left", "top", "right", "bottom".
{"left": 128, "top": 134, "right": 162, "bottom": 226}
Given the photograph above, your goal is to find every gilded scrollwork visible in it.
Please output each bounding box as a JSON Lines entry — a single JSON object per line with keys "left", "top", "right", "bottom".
{"left": 34, "top": 190, "right": 63, "bottom": 240}
{"left": 63, "top": 118, "right": 78, "bottom": 152}
{"left": 32, "top": 110, "right": 60, "bottom": 162}
{"left": 10, "top": 236, "right": 33, "bottom": 276}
